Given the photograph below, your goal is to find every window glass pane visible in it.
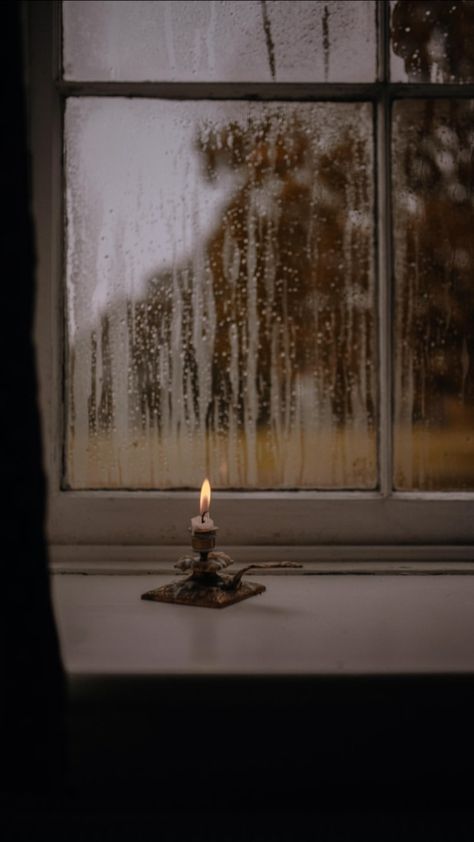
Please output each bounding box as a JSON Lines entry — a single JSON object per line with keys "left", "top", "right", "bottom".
{"left": 65, "top": 99, "right": 376, "bottom": 489}
{"left": 63, "top": 0, "right": 377, "bottom": 83}
{"left": 391, "top": 1, "right": 474, "bottom": 83}
{"left": 393, "top": 100, "right": 474, "bottom": 490}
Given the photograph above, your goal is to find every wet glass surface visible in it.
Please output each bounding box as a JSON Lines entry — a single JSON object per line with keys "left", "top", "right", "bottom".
{"left": 391, "top": 1, "right": 474, "bottom": 83}
{"left": 393, "top": 100, "right": 474, "bottom": 490}
{"left": 64, "top": 99, "right": 376, "bottom": 489}
{"left": 63, "top": 0, "right": 377, "bottom": 83}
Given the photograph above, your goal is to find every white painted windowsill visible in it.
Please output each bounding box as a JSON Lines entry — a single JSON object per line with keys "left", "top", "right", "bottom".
{"left": 52, "top": 572, "right": 474, "bottom": 678}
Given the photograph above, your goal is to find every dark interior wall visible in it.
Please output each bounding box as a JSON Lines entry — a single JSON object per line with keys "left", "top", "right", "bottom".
{"left": 67, "top": 673, "right": 474, "bottom": 811}
{"left": 2, "top": 0, "right": 65, "bottom": 800}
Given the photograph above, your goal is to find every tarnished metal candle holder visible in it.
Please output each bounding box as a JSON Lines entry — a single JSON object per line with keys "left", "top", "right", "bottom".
{"left": 141, "top": 479, "right": 302, "bottom": 608}
{"left": 141, "top": 524, "right": 267, "bottom": 608}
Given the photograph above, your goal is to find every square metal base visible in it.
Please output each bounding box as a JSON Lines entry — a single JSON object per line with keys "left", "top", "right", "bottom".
{"left": 141, "top": 576, "right": 266, "bottom": 609}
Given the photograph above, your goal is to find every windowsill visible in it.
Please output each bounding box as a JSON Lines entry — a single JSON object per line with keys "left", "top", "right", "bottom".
{"left": 52, "top": 571, "right": 474, "bottom": 678}
{"left": 54, "top": 570, "right": 474, "bottom": 807}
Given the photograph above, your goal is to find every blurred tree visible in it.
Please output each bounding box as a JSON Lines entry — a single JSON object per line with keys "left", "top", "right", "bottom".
{"left": 119, "top": 113, "right": 375, "bottom": 452}
{"left": 392, "top": 3, "right": 474, "bottom": 421}
{"left": 392, "top": 0, "right": 474, "bottom": 82}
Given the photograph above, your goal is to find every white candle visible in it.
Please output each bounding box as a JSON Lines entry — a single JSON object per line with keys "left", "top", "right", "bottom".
{"left": 191, "top": 478, "right": 216, "bottom": 533}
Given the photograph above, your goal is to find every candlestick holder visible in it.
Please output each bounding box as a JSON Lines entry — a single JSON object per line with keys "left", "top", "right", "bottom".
{"left": 141, "top": 529, "right": 301, "bottom": 608}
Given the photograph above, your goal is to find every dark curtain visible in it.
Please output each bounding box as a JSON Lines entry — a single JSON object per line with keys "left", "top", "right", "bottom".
{"left": 2, "top": 0, "right": 65, "bottom": 802}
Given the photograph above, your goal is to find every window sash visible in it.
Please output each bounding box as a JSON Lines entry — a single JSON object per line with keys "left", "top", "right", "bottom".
{"left": 29, "top": 1, "right": 474, "bottom": 551}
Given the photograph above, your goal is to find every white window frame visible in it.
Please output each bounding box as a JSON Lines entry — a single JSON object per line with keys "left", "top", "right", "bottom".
{"left": 27, "top": 0, "right": 474, "bottom": 562}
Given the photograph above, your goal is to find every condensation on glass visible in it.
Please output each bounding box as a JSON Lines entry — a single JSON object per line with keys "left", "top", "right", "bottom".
{"left": 64, "top": 99, "right": 376, "bottom": 489}
{"left": 393, "top": 99, "right": 474, "bottom": 491}
{"left": 62, "top": 0, "right": 377, "bottom": 83}
{"left": 390, "top": 1, "right": 474, "bottom": 83}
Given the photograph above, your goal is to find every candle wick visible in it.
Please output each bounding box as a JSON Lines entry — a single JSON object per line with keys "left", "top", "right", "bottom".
{"left": 201, "top": 512, "right": 207, "bottom": 524}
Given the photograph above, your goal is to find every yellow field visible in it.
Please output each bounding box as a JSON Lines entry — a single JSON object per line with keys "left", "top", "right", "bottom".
{"left": 65, "top": 424, "right": 474, "bottom": 491}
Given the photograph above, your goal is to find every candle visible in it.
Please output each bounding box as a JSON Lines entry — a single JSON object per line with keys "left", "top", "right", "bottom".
{"left": 191, "top": 478, "right": 216, "bottom": 533}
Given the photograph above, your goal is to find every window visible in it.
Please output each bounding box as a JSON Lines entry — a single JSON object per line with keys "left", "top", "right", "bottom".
{"left": 29, "top": 1, "right": 474, "bottom": 554}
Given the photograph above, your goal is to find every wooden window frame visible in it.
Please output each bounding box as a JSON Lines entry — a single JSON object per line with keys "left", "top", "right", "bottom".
{"left": 27, "top": 0, "right": 474, "bottom": 561}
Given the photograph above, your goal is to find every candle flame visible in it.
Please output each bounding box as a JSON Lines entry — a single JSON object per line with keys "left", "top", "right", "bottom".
{"left": 200, "top": 478, "right": 211, "bottom": 517}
